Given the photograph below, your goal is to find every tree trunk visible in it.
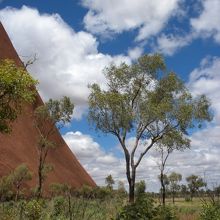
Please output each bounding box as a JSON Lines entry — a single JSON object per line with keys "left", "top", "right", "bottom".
{"left": 15, "top": 186, "right": 20, "bottom": 202}
{"left": 172, "top": 192, "right": 175, "bottom": 204}
{"left": 128, "top": 181, "right": 135, "bottom": 203}
{"left": 160, "top": 174, "right": 166, "bottom": 206}
{"left": 128, "top": 168, "right": 136, "bottom": 203}
{"left": 37, "top": 156, "right": 43, "bottom": 199}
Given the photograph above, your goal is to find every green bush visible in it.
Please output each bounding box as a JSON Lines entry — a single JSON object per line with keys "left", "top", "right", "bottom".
{"left": 200, "top": 202, "right": 220, "bottom": 220}
{"left": 24, "top": 199, "right": 43, "bottom": 220}
{"left": 154, "top": 205, "right": 177, "bottom": 220}
{"left": 116, "top": 196, "right": 177, "bottom": 220}
{"left": 0, "top": 201, "right": 17, "bottom": 220}
{"left": 116, "top": 196, "right": 155, "bottom": 220}
{"left": 52, "top": 196, "right": 66, "bottom": 217}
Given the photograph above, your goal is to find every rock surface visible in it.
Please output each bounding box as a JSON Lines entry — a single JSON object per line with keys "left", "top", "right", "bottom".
{"left": 0, "top": 22, "right": 96, "bottom": 192}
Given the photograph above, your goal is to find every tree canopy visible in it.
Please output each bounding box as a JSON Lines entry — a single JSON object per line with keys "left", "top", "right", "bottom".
{"left": 88, "top": 54, "right": 212, "bottom": 203}
{"left": 0, "top": 59, "right": 38, "bottom": 133}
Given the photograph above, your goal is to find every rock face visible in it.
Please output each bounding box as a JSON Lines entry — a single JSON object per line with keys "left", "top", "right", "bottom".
{"left": 0, "top": 22, "right": 96, "bottom": 192}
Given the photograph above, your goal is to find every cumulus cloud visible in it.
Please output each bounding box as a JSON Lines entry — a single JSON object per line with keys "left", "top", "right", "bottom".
{"left": 63, "top": 131, "right": 125, "bottom": 186}
{"left": 191, "top": 0, "right": 220, "bottom": 43}
{"left": 63, "top": 131, "right": 161, "bottom": 190}
{"left": 81, "top": 0, "right": 181, "bottom": 41}
{"left": 63, "top": 128, "right": 220, "bottom": 191}
{"left": 154, "top": 33, "right": 193, "bottom": 56}
{"left": 0, "top": 6, "right": 131, "bottom": 118}
{"left": 128, "top": 47, "right": 144, "bottom": 60}
{"left": 174, "top": 56, "right": 220, "bottom": 186}
{"left": 188, "top": 56, "right": 220, "bottom": 123}
{"left": 152, "top": 0, "right": 220, "bottom": 56}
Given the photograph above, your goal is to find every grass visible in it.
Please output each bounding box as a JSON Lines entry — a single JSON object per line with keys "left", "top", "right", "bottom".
{"left": 0, "top": 197, "right": 124, "bottom": 220}
{"left": 0, "top": 196, "right": 212, "bottom": 220}
{"left": 165, "top": 197, "right": 203, "bottom": 220}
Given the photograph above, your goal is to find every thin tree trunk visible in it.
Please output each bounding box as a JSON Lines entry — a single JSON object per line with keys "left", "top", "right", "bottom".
{"left": 37, "top": 153, "right": 43, "bottom": 199}
{"left": 15, "top": 186, "right": 20, "bottom": 202}
{"left": 160, "top": 173, "right": 166, "bottom": 206}
{"left": 128, "top": 168, "right": 136, "bottom": 203}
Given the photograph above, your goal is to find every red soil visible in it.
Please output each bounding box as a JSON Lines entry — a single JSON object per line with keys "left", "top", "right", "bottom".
{"left": 0, "top": 22, "right": 96, "bottom": 193}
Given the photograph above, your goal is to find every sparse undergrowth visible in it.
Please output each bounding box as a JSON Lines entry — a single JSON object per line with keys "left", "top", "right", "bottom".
{"left": 0, "top": 196, "right": 213, "bottom": 220}
{"left": 0, "top": 197, "right": 123, "bottom": 220}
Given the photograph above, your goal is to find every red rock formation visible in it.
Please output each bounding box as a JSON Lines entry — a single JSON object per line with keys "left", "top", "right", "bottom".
{"left": 0, "top": 22, "right": 96, "bottom": 192}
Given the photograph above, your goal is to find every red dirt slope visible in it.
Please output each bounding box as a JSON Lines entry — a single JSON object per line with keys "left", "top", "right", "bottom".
{"left": 0, "top": 22, "right": 96, "bottom": 192}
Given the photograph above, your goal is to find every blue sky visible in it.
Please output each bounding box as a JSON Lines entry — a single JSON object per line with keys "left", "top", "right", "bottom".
{"left": 1, "top": 0, "right": 220, "bottom": 191}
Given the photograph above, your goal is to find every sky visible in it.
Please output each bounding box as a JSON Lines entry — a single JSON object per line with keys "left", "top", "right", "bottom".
{"left": 0, "top": 0, "right": 220, "bottom": 192}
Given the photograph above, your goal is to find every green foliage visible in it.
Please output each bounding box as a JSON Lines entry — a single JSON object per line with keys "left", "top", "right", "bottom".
{"left": 92, "top": 186, "right": 113, "bottom": 200}
{"left": 154, "top": 205, "right": 177, "bottom": 220}
{"left": 52, "top": 196, "right": 66, "bottom": 217}
{"left": 0, "top": 175, "right": 13, "bottom": 201}
{"left": 34, "top": 96, "right": 74, "bottom": 198}
{"left": 117, "top": 181, "right": 127, "bottom": 197}
{"left": 79, "top": 185, "right": 94, "bottom": 199}
{"left": 24, "top": 199, "right": 43, "bottom": 220}
{"left": 116, "top": 196, "right": 155, "bottom": 220}
{"left": 49, "top": 183, "right": 70, "bottom": 197}
{"left": 0, "top": 201, "right": 17, "bottom": 219}
{"left": 116, "top": 196, "right": 177, "bottom": 220}
{"left": 105, "top": 175, "right": 115, "bottom": 190}
{"left": 10, "top": 164, "right": 32, "bottom": 184}
{"left": 200, "top": 202, "right": 220, "bottom": 220}
{"left": 9, "top": 164, "right": 32, "bottom": 201}
{"left": 0, "top": 59, "right": 38, "bottom": 133}
{"left": 186, "top": 175, "right": 206, "bottom": 200}
{"left": 135, "top": 180, "right": 146, "bottom": 198}
{"left": 35, "top": 96, "right": 74, "bottom": 131}
{"left": 168, "top": 172, "right": 182, "bottom": 201}
{"left": 88, "top": 54, "right": 212, "bottom": 202}
{"left": 0, "top": 164, "right": 32, "bottom": 201}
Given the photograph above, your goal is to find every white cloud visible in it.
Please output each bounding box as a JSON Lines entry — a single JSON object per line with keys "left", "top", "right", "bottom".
{"left": 63, "top": 124, "right": 220, "bottom": 191}
{"left": 63, "top": 131, "right": 125, "bottom": 186}
{"left": 81, "top": 0, "right": 181, "bottom": 41}
{"left": 191, "top": 0, "right": 220, "bottom": 43}
{"left": 128, "top": 47, "right": 144, "bottom": 60}
{"left": 179, "top": 56, "right": 220, "bottom": 187}
{"left": 0, "top": 6, "right": 131, "bottom": 118}
{"left": 188, "top": 56, "right": 220, "bottom": 123}
{"left": 154, "top": 33, "right": 193, "bottom": 56}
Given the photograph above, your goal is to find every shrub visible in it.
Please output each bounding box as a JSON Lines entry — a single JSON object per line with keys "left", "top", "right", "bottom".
{"left": 24, "top": 199, "right": 43, "bottom": 220}
{"left": 200, "top": 202, "right": 220, "bottom": 220}
{"left": 116, "top": 196, "right": 155, "bottom": 220}
{"left": 52, "top": 196, "right": 66, "bottom": 217}
{"left": 116, "top": 196, "right": 177, "bottom": 220}
{"left": 154, "top": 205, "right": 177, "bottom": 220}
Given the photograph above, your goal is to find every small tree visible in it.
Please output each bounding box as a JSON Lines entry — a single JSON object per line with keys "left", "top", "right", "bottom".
{"left": 0, "top": 59, "right": 37, "bottom": 133}
{"left": 135, "top": 180, "right": 146, "bottom": 198}
{"left": 88, "top": 54, "right": 212, "bottom": 203}
{"left": 9, "top": 164, "right": 32, "bottom": 201}
{"left": 117, "top": 180, "right": 127, "bottom": 197}
{"left": 157, "top": 131, "right": 189, "bottom": 205}
{"left": 180, "top": 184, "right": 188, "bottom": 199}
{"left": 34, "top": 96, "right": 74, "bottom": 198}
{"left": 0, "top": 175, "right": 13, "bottom": 201}
{"left": 186, "top": 175, "right": 206, "bottom": 201}
{"left": 105, "top": 174, "right": 115, "bottom": 190}
{"left": 158, "top": 173, "right": 169, "bottom": 205}
{"left": 168, "top": 172, "right": 182, "bottom": 204}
